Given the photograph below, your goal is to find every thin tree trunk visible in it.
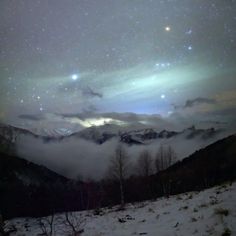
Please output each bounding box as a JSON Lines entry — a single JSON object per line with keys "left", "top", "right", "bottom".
{"left": 119, "top": 178, "right": 125, "bottom": 208}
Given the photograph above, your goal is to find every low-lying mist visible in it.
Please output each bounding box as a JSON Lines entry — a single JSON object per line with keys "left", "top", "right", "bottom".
{"left": 16, "top": 131, "right": 228, "bottom": 180}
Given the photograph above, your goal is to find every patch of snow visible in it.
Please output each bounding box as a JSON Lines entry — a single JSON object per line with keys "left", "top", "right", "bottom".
{"left": 6, "top": 181, "right": 236, "bottom": 236}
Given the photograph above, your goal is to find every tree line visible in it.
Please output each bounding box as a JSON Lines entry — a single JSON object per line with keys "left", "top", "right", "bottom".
{"left": 107, "top": 143, "right": 177, "bottom": 208}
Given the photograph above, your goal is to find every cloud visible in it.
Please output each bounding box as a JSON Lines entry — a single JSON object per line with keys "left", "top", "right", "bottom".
{"left": 17, "top": 109, "right": 236, "bottom": 139}
{"left": 16, "top": 126, "right": 229, "bottom": 180}
{"left": 82, "top": 86, "right": 103, "bottom": 98}
{"left": 172, "top": 97, "right": 217, "bottom": 110}
{"left": 58, "top": 112, "right": 176, "bottom": 131}
{"left": 58, "top": 80, "right": 103, "bottom": 98}
{"left": 18, "top": 114, "right": 45, "bottom": 121}
{"left": 184, "top": 97, "right": 216, "bottom": 108}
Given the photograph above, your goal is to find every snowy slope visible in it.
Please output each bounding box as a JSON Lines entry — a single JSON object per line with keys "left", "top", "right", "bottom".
{"left": 6, "top": 181, "right": 236, "bottom": 236}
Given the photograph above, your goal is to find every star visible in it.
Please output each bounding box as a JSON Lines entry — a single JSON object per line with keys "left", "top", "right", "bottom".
{"left": 165, "top": 26, "right": 171, "bottom": 32}
{"left": 188, "top": 46, "right": 193, "bottom": 50}
{"left": 71, "top": 74, "right": 79, "bottom": 81}
{"left": 161, "top": 94, "right": 166, "bottom": 99}
{"left": 155, "top": 62, "right": 171, "bottom": 69}
{"left": 185, "top": 29, "right": 192, "bottom": 35}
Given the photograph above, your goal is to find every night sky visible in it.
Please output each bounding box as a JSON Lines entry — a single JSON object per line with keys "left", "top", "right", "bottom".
{"left": 0, "top": 0, "right": 236, "bottom": 130}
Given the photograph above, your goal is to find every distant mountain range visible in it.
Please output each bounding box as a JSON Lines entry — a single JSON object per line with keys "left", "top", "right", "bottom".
{"left": 0, "top": 122, "right": 223, "bottom": 146}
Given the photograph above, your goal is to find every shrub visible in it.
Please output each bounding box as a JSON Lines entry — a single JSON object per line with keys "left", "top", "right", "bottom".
{"left": 215, "top": 208, "right": 229, "bottom": 216}
{"left": 222, "top": 228, "right": 231, "bottom": 236}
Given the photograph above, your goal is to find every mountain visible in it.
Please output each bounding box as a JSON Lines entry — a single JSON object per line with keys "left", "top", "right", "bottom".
{"left": 70, "top": 124, "right": 222, "bottom": 145}
{"left": 102, "top": 134, "right": 236, "bottom": 206}
{"left": 0, "top": 122, "right": 223, "bottom": 145}
{"left": 0, "top": 151, "right": 91, "bottom": 220}
{"left": 0, "top": 123, "right": 39, "bottom": 154}
{"left": 0, "top": 123, "right": 38, "bottom": 139}
{"left": 0, "top": 152, "right": 67, "bottom": 187}
{"left": 0, "top": 151, "right": 67, "bottom": 219}
{"left": 0, "top": 123, "right": 70, "bottom": 152}
{"left": 30, "top": 126, "right": 80, "bottom": 137}
{"left": 0, "top": 122, "right": 78, "bottom": 143}
{"left": 151, "top": 133, "right": 236, "bottom": 195}
{"left": 73, "top": 124, "right": 118, "bottom": 144}
{"left": 6, "top": 181, "right": 236, "bottom": 236}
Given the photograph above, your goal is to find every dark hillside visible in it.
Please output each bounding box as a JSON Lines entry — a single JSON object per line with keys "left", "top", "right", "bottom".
{"left": 0, "top": 153, "right": 88, "bottom": 219}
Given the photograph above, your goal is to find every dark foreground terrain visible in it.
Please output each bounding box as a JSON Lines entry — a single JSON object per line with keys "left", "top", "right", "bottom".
{"left": 0, "top": 134, "right": 236, "bottom": 219}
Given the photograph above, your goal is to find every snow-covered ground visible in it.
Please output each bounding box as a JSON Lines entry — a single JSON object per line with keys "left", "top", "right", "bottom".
{"left": 6, "top": 181, "right": 236, "bottom": 236}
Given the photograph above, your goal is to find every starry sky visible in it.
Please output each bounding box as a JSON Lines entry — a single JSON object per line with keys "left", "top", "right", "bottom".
{"left": 0, "top": 0, "right": 236, "bottom": 130}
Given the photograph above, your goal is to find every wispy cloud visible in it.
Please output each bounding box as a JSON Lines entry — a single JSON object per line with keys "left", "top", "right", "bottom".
{"left": 184, "top": 97, "right": 216, "bottom": 108}
{"left": 18, "top": 114, "right": 44, "bottom": 121}
{"left": 173, "top": 97, "right": 217, "bottom": 110}
{"left": 82, "top": 86, "right": 103, "bottom": 98}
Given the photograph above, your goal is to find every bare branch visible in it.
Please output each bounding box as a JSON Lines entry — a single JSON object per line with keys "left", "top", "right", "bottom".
{"left": 38, "top": 214, "right": 55, "bottom": 236}
{"left": 108, "top": 144, "right": 129, "bottom": 208}
{"left": 137, "top": 149, "right": 153, "bottom": 177}
{"left": 155, "top": 145, "right": 177, "bottom": 173}
{"left": 60, "top": 212, "right": 85, "bottom": 236}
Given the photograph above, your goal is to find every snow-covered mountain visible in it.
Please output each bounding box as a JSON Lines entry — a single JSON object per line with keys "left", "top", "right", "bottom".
{"left": 0, "top": 122, "right": 223, "bottom": 145}
{"left": 0, "top": 123, "right": 37, "bottom": 140}
{"left": 0, "top": 123, "right": 40, "bottom": 154}
{"left": 70, "top": 124, "right": 222, "bottom": 145}
{"left": 1, "top": 122, "right": 228, "bottom": 181}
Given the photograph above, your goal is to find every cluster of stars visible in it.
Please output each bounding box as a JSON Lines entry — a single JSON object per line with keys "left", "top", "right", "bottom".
{"left": 155, "top": 62, "right": 171, "bottom": 69}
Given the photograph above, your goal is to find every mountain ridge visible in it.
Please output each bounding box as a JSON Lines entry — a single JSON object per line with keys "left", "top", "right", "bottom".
{"left": 0, "top": 122, "right": 223, "bottom": 146}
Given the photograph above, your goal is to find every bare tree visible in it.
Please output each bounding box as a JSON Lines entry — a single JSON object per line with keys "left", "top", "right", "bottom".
{"left": 166, "top": 145, "right": 177, "bottom": 167}
{"left": 137, "top": 149, "right": 153, "bottom": 177}
{"left": 155, "top": 145, "right": 177, "bottom": 173}
{"left": 154, "top": 145, "right": 177, "bottom": 195}
{"left": 155, "top": 144, "right": 165, "bottom": 172}
{"left": 38, "top": 214, "right": 55, "bottom": 236}
{"left": 60, "top": 212, "right": 85, "bottom": 236}
{"left": 108, "top": 144, "right": 129, "bottom": 208}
